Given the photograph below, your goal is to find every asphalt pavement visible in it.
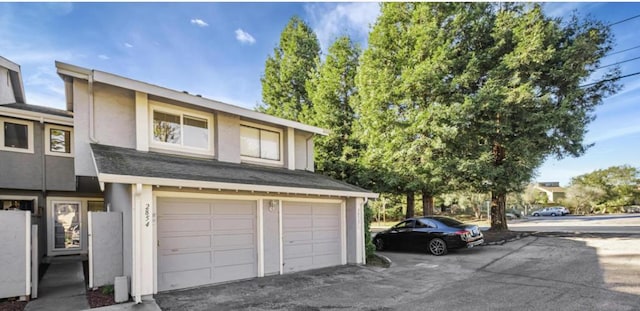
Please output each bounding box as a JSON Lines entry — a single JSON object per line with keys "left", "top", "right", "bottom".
{"left": 510, "top": 213, "right": 640, "bottom": 233}
{"left": 156, "top": 233, "right": 640, "bottom": 311}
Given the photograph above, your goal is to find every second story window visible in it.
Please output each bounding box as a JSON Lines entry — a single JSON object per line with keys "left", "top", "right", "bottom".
{"left": 149, "top": 102, "right": 214, "bottom": 156}
{"left": 45, "top": 124, "right": 73, "bottom": 157}
{"left": 0, "top": 117, "right": 33, "bottom": 153}
{"left": 240, "top": 122, "right": 282, "bottom": 164}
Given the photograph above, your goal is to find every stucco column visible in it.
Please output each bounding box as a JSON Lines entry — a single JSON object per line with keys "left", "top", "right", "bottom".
{"left": 131, "top": 184, "right": 154, "bottom": 302}
{"left": 345, "top": 197, "right": 365, "bottom": 264}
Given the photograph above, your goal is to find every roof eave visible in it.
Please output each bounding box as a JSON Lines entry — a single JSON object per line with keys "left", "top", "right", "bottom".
{"left": 96, "top": 173, "right": 378, "bottom": 199}
{"left": 55, "top": 61, "right": 329, "bottom": 136}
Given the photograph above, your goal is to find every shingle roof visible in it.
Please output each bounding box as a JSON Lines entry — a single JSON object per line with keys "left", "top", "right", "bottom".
{"left": 90, "top": 144, "right": 374, "bottom": 197}
{"left": 1, "top": 103, "right": 72, "bottom": 118}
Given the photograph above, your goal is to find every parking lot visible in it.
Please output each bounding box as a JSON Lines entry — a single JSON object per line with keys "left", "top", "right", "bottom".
{"left": 156, "top": 233, "right": 640, "bottom": 311}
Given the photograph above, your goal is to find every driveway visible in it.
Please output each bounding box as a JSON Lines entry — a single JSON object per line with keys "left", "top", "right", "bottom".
{"left": 156, "top": 234, "right": 640, "bottom": 311}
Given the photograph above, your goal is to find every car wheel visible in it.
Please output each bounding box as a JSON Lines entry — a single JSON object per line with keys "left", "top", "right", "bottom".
{"left": 374, "top": 237, "right": 385, "bottom": 251}
{"left": 551, "top": 213, "right": 556, "bottom": 217}
{"left": 428, "top": 238, "right": 448, "bottom": 256}
{"left": 533, "top": 213, "right": 539, "bottom": 217}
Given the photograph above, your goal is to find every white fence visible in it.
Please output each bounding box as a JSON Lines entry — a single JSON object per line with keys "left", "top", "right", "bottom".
{"left": 88, "top": 211, "right": 123, "bottom": 288}
{"left": 0, "top": 211, "right": 37, "bottom": 299}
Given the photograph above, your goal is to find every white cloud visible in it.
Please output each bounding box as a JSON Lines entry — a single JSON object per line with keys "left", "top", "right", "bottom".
{"left": 98, "top": 54, "right": 110, "bottom": 60}
{"left": 589, "top": 124, "right": 640, "bottom": 143}
{"left": 124, "top": 42, "right": 133, "bottom": 48}
{"left": 305, "top": 3, "right": 380, "bottom": 52}
{"left": 234, "top": 29, "right": 256, "bottom": 45}
{"left": 190, "top": 18, "right": 208, "bottom": 27}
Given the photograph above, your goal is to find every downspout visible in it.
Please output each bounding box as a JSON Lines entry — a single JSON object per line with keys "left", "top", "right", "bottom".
{"left": 133, "top": 184, "right": 142, "bottom": 304}
{"left": 305, "top": 133, "right": 313, "bottom": 171}
{"left": 40, "top": 116, "right": 46, "bottom": 201}
{"left": 88, "top": 72, "right": 98, "bottom": 143}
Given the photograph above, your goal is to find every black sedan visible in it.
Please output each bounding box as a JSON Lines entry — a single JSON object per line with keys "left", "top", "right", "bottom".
{"left": 373, "top": 216, "right": 484, "bottom": 256}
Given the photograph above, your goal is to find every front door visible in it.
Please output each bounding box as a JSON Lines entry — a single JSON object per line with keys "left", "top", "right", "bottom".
{"left": 47, "top": 198, "right": 104, "bottom": 256}
{"left": 51, "top": 201, "right": 82, "bottom": 253}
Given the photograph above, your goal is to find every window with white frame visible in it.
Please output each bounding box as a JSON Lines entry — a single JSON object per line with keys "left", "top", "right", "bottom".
{"left": 0, "top": 117, "right": 33, "bottom": 153}
{"left": 149, "top": 102, "right": 214, "bottom": 155}
{"left": 240, "top": 122, "right": 282, "bottom": 163}
{"left": 45, "top": 124, "right": 73, "bottom": 156}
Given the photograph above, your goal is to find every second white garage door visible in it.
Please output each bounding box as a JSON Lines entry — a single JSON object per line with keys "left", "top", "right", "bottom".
{"left": 157, "top": 198, "right": 257, "bottom": 291}
{"left": 282, "top": 201, "right": 343, "bottom": 273}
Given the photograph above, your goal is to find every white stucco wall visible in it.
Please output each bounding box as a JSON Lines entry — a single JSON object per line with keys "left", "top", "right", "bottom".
{"left": 294, "top": 130, "right": 314, "bottom": 171}
{"left": 216, "top": 112, "right": 241, "bottom": 163}
{"left": 73, "top": 81, "right": 136, "bottom": 176}
{"left": 0, "top": 67, "right": 16, "bottom": 104}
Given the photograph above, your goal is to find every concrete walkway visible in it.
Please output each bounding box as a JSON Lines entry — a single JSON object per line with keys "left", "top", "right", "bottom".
{"left": 85, "top": 301, "right": 162, "bottom": 311}
{"left": 25, "top": 261, "right": 89, "bottom": 311}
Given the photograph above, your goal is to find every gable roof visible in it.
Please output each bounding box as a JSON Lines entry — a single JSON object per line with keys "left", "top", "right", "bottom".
{"left": 55, "top": 61, "right": 328, "bottom": 136}
{"left": 90, "top": 143, "right": 377, "bottom": 198}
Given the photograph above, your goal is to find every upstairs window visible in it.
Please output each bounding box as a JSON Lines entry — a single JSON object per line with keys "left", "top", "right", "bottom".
{"left": 240, "top": 122, "right": 283, "bottom": 164}
{"left": 0, "top": 117, "right": 33, "bottom": 153}
{"left": 149, "top": 102, "right": 213, "bottom": 156}
{"left": 45, "top": 124, "right": 73, "bottom": 157}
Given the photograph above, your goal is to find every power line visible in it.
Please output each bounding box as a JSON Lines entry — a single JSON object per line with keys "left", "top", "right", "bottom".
{"left": 607, "top": 13, "right": 640, "bottom": 27}
{"left": 598, "top": 55, "right": 640, "bottom": 69}
{"left": 580, "top": 71, "right": 640, "bottom": 88}
{"left": 606, "top": 44, "right": 640, "bottom": 57}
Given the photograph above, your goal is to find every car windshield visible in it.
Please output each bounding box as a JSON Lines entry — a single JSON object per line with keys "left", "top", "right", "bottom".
{"left": 432, "top": 217, "right": 464, "bottom": 227}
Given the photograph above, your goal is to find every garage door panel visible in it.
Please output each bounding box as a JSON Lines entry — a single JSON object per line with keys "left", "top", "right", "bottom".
{"left": 313, "top": 242, "right": 341, "bottom": 255}
{"left": 313, "top": 204, "right": 340, "bottom": 214}
{"left": 214, "top": 248, "right": 256, "bottom": 267}
{"left": 159, "top": 218, "right": 211, "bottom": 232}
{"left": 313, "top": 217, "right": 340, "bottom": 228}
{"left": 161, "top": 235, "right": 211, "bottom": 250}
{"left": 212, "top": 218, "right": 254, "bottom": 231}
{"left": 283, "top": 230, "right": 313, "bottom": 242}
{"left": 161, "top": 268, "right": 211, "bottom": 291}
{"left": 212, "top": 201, "right": 255, "bottom": 214}
{"left": 159, "top": 252, "right": 211, "bottom": 272}
{"left": 284, "top": 243, "right": 313, "bottom": 259}
{"left": 157, "top": 198, "right": 257, "bottom": 291}
{"left": 283, "top": 203, "right": 312, "bottom": 215}
{"left": 214, "top": 264, "right": 256, "bottom": 283}
{"left": 283, "top": 257, "right": 313, "bottom": 273}
{"left": 213, "top": 233, "right": 255, "bottom": 248}
{"left": 283, "top": 201, "right": 342, "bottom": 273}
{"left": 313, "top": 229, "right": 340, "bottom": 241}
{"left": 313, "top": 254, "right": 341, "bottom": 268}
{"left": 159, "top": 201, "right": 210, "bottom": 215}
{"left": 282, "top": 215, "right": 313, "bottom": 228}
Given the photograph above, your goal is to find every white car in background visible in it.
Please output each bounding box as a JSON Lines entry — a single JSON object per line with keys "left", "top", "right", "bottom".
{"left": 531, "top": 206, "right": 569, "bottom": 217}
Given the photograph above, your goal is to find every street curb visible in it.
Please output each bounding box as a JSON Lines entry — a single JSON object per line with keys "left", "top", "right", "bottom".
{"left": 373, "top": 253, "right": 393, "bottom": 268}
{"left": 481, "top": 232, "right": 533, "bottom": 246}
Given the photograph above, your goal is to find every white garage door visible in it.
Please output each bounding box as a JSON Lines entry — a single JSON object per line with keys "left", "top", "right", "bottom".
{"left": 282, "top": 201, "right": 342, "bottom": 273}
{"left": 157, "top": 198, "right": 257, "bottom": 291}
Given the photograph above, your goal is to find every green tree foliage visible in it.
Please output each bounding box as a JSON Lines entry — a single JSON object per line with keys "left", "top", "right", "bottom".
{"left": 356, "top": 3, "right": 469, "bottom": 218}
{"left": 568, "top": 165, "right": 640, "bottom": 211}
{"left": 307, "top": 36, "right": 362, "bottom": 185}
{"left": 359, "top": 3, "right": 619, "bottom": 230}
{"left": 563, "top": 184, "right": 607, "bottom": 214}
{"left": 259, "top": 16, "right": 320, "bottom": 122}
{"left": 451, "top": 4, "right": 619, "bottom": 230}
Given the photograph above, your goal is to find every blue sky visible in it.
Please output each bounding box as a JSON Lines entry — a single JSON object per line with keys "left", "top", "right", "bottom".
{"left": 1, "top": 2, "right": 638, "bottom": 186}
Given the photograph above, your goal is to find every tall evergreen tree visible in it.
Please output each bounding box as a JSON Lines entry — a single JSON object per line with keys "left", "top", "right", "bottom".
{"left": 307, "top": 36, "right": 362, "bottom": 185}
{"left": 259, "top": 16, "right": 320, "bottom": 122}
{"left": 358, "top": 3, "right": 619, "bottom": 230}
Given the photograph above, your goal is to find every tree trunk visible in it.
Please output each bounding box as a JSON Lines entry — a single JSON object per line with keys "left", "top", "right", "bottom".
{"left": 490, "top": 191, "right": 508, "bottom": 231}
{"left": 406, "top": 192, "right": 415, "bottom": 219}
{"left": 422, "top": 190, "right": 434, "bottom": 216}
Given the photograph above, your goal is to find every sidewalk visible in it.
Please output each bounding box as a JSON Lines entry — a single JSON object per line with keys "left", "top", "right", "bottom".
{"left": 25, "top": 261, "right": 89, "bottom": 311}
{"left": 84, "top": 301, "right": 161, "bottom": 311}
